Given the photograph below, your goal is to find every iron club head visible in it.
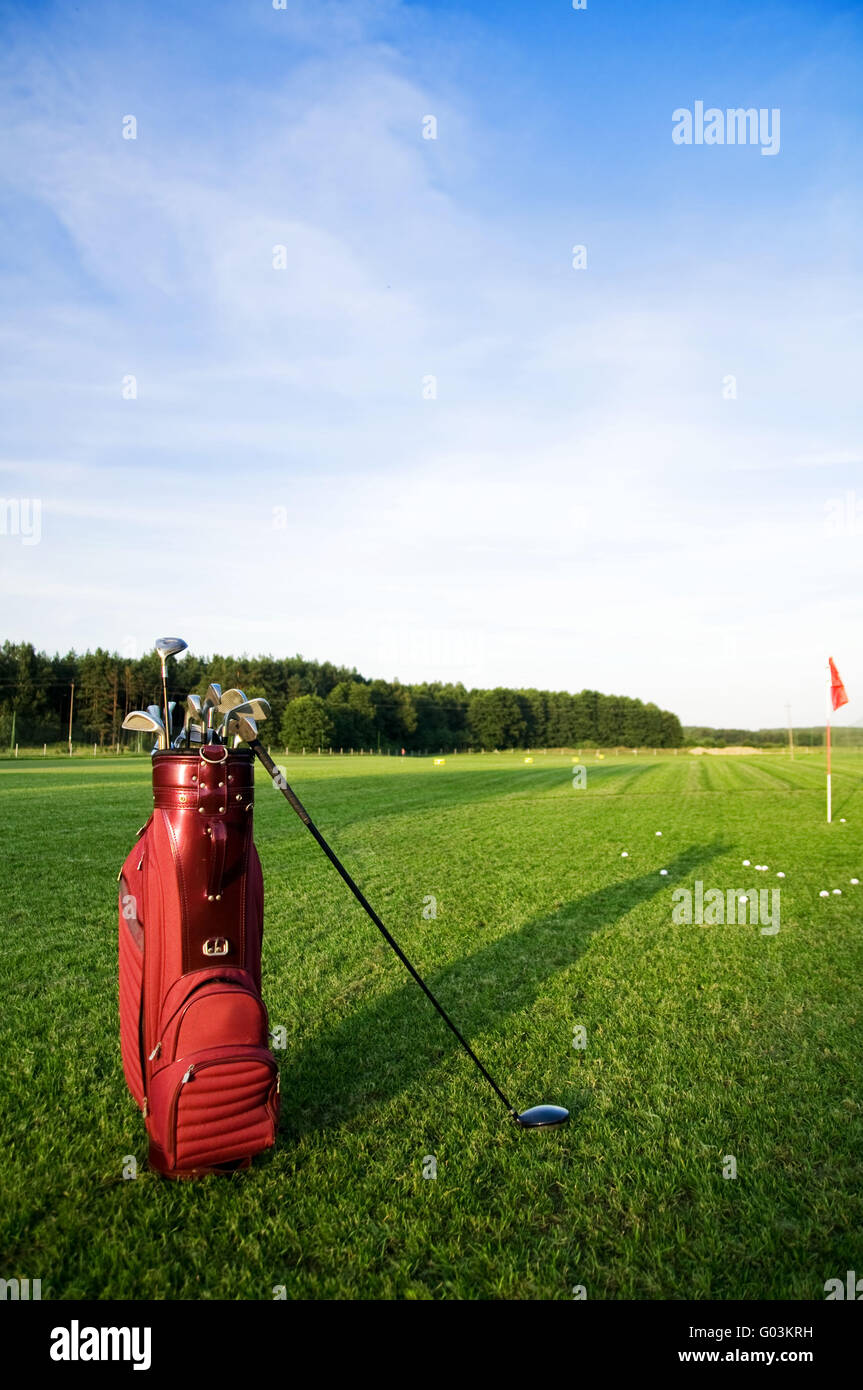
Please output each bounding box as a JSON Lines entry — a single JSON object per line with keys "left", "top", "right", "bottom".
{"left": 222, "top": 698, "right": 269, "bottom": 725}
{"left": 218, "top": 688, "right": 248, "bottom": 714}
{"left": 123, "top": 709, "right": 168, "bottom": 751}
{"left": 203, "top": 684, "right": 222, "bottom": 737}
{"left": 184, "top": 694, "right": 203, "bottom": 739}
{"left": 222, "top": 711, "right": 258, "bottom": 747}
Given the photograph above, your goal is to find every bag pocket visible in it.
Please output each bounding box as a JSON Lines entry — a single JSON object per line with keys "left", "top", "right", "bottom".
{"left": 151, "top": 971, "right": 269, "bottom": 1066}
{"left": 148, "top": 1045, "right": 279, "bottom": 1172}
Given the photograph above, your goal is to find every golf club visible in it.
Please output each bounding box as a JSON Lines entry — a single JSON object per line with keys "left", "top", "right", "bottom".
{"left": 123, "top": 709, "right": 168, "bottom": 751}
{"left": 222, "top": 710, "right": 258, "bottom": 748}
{"left": 231, "top": 714, "right": 569, "bottom": 1131}
{"left": 203, "top": 683, "right": 222, "bottom": 739}
{"left": 240, "top": 697, "right": 271, "bottom": 722}
{"left": 185, "top": 694, "right": 203, "bottom": 745}
{"left": 154, "top": 638, "right": 188, "bottom": 748}
{"left": 219, "top": 699, "right": 269, "bottom": 746}
{"left": 217, "top": 688, "right": 248, "bottom": 715}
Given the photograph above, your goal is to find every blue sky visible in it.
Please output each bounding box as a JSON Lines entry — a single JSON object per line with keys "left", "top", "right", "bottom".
{"left": 1, "top": 0, "right": 861, "bottom": 725}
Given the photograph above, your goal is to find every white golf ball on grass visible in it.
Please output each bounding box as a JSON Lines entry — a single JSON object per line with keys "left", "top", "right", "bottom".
{"left": 819, "top": 890, "right": 829, "bottom": 898}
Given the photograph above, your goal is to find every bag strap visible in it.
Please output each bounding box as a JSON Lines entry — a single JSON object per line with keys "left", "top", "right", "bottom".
{"left": 205, "top": 819, "right": 228, "bottom": 901}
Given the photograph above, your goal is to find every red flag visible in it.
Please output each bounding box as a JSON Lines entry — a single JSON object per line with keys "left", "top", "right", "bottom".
{"left": 829, "top": 657, "right": 849, "bottom": 711}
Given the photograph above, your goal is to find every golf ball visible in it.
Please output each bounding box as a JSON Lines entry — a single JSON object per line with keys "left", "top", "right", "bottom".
{"left": 776, "top": 872, "right": 785, "bottom": 878}
{"left": 660, "top": 869, "right": 668, "bottom": 876}
{"left": 655, "top": 831, "right": 662, "bottom": 837}
{"left": 743, "top": 860, "right": 750, "bottom": 867}
{"left": 851, "top": 878, "right": 859, "bottom": 886}
{"left": 621, "top": 851, "right": 629, "bottom": 858}
{"left": 833, "top": 889, "right": 842, "bottom": 895}
{"left": 819, "top": 890, "right": 829, "bottom": 897}
{"left": 840, "top": 818, "right": 846, "bottom": 823}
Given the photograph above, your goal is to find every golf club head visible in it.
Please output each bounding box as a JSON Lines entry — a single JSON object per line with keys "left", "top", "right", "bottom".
{"left": 218, "top": 688, "right": 248, "bottom": 714}
{"left": 154, "top": 640, "right": 187, "bottom": 754}
{"left": 225, "top": 698, "right": 270, "bottom": 725}
{"left": 147, "top": 704, "right": 163, "bottom": 722}
{"left": 225, "top": 712, "right": 258, "bottom": 747}
{"left": 155, "top": 636, "right": 188, "bottom": 670}
{"left": 514, "top": 1105, "right": 570, "bottom": 1130}
{"left": 244, "top": 697, "right": 271, "bottom": 722}
{"left": 122, "top": 709, "right": 168, "bottom": 750}
{"left": 183, "top": 695, "right": 202, "bottom": 740}
{"left": 203, "top": 684, "right": 222, "bottom": 735}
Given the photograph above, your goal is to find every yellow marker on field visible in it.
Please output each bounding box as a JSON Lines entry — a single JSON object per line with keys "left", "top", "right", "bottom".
{"left": 434, "top": 758, "right": 445, "bottom": 765}
{"left": 524, "top": 757, "right": 533, "bottom": 764}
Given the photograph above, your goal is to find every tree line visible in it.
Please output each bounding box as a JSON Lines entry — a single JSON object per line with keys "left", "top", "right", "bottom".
{"left": 0, "top": 640, "right": 684, "bottom": 751}
{"left": 682, "top": 725, "right": 856, "bottom": 748}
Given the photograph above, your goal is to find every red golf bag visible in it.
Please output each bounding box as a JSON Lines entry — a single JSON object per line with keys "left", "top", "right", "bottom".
{"left": 117, "top": 745, "right": 279, "bottom": 1177}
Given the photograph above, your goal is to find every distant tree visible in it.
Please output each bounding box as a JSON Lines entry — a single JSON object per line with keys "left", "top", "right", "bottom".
{"left": 468, "top": 688, "right": 525, "bottom": 748}
{"left": 545, "top": 692, "right": 576, "bottom": 746}
{"left": 660, "top": 711, "right": 683, "bottom": 747}
{"left": 368, "top": 679, "right": 418, "bottom": 747}
{"left": 518, "top": 689, "right": 547, "bottom": 745}
{"left": 279, "top": 694, "right": 333, "bottom": 749}
{"left": 572, "top": 690, "right": 599, "bottom": 745}
{"left": 326, "top": 681, "right": 375, "bottom": 747}
{"left": 597, "top": 694, "right": 626, "bottom": 746}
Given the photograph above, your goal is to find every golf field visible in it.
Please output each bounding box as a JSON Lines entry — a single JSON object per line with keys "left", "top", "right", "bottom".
{"left": 2, "top": 749, "right": 862, "bottom": 1300}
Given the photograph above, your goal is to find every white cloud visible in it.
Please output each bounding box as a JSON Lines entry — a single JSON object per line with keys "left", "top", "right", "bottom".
{"left": 0, "top": 2, "right": 861, "bottom": 728}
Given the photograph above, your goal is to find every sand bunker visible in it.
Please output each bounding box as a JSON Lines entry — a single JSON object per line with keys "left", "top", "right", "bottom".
{"left": 688, "top": 746, "right": 764, "bottom": 756}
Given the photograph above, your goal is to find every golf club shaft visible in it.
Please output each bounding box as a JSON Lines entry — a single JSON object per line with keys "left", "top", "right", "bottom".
{"left": 250, "top": 740, "right": 518, "bottom": 1118}
{"left": 160, "top": 663, "right": 171, "bottom": 748}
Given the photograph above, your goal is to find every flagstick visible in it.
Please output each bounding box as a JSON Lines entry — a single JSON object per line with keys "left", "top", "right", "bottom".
{"left": 826, "top": 666, "right": 832, "bottom": 823}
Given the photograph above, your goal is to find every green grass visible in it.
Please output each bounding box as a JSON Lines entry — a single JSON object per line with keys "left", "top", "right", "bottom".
{"left": 2, "top": 749, "right": 862, "bottom": 1300}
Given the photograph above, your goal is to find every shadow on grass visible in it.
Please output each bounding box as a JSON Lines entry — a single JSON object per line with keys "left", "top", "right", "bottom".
{"left": 267, "top": 765, "right": 570, "bottom": 833}
{"left": 268, "top": 758, "right": 665, "bottom": 842}
{"left": 830, "top": 776, "right": 863, "bottom": 818}
{"left": 277, "top": 839, "right": 727, "bottom": 1141}
{"left": 580, "top": 760, "right": 665, "bottom": 792}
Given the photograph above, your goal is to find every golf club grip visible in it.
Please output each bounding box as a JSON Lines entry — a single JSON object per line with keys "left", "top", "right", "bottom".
{"left": 251, "top": 742, "right": 517, "bottom": 1116}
